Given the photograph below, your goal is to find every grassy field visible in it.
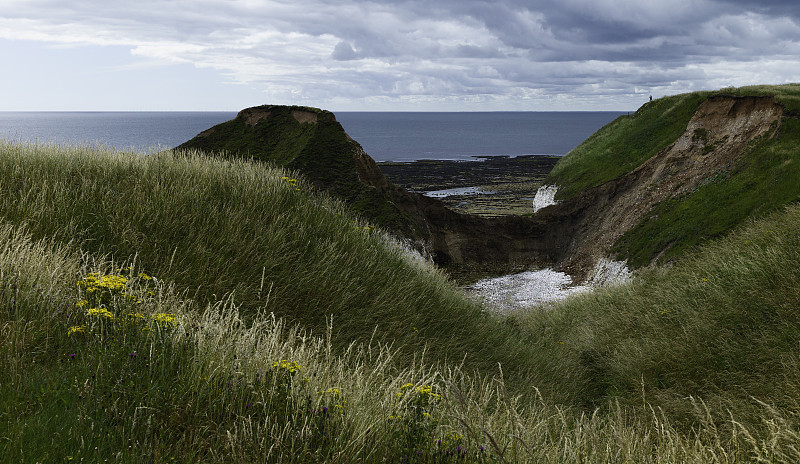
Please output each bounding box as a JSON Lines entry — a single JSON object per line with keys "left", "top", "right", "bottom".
{"left": 3, "top": 142, "right": 800, "bottom": 462}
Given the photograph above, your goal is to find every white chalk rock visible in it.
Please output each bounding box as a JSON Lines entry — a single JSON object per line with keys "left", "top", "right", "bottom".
{"left": 533, "top": 185, "right": 559, "bottom": 213}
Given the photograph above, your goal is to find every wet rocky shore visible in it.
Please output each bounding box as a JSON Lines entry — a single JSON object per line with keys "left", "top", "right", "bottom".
{"left": 377, "top": 155, "right": 560, "bottom": 217}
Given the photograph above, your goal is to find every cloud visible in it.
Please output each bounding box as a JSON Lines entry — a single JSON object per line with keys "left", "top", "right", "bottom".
{"left": 332, "top": 41, "right": 359, "bottom": 61}
{"left": 1, "top": 0, "right": 798, "bottom": 110}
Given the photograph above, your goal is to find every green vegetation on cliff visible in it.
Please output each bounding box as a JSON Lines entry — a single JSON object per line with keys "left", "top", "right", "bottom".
{"left": 547, "top": 91, "right": 707, "bottom": 199}
{"left": 615, "top": 116, "right": 800, "bottom": 266}
{"left": 177, "top": 105, "right": 417, "bottom": 237}
{"left": 546, "top": 83, "right": 800, "bottom": 267}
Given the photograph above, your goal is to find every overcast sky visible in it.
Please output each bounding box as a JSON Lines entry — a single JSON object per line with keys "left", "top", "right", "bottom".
{"left": 1, "top": 0, "right": 799, "bottom": 111}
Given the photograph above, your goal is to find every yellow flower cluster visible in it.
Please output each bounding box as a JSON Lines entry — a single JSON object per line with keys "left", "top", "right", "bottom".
{"left": 151, "top": 313, "right": 177, "bottom": 325}
{"left": 86, "top": 307, "right": 115, "bottom": 319}
{"left": 67, "top": 325, "right": 86, "bottom": 336}
{"left": 73, "top": 270, "right": 176, "bottom": 333}
{"left": 78, "top": 272, "right": 129, "bottom": 293}
{"left": 282, "top": 176, "right": 301, "bottom": 191}
{"left": 397, "top": 383, "right": 442, "bottom": 401}
{"left": 273, "top": 359, "right": 301, "bottom": 374}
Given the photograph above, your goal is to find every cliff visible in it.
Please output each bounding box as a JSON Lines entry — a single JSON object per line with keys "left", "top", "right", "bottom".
{"left": 177, "top": 105, "right": 568, "bottom": 273}
{"left": 543, "top": 84, "right": 800, "bottom": 273}
{"left": 177, "top": 84, "right": 800, "bottom": 280}
{"left": 177, "top": 105, "right": 420, "bottom": 239}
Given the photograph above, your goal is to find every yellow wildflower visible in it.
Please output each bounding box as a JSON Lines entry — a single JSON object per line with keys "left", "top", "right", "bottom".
{"left": 67, "top": 325, "right": 86, "bottom": 336}
{"left": 151, "top": 313, "right": 177, "bottom": 324}
{"left": 86, "top": 307, "right": 114, "bottom": 319}
{"left": 273, "top": 360, "right": 301, "bottom": 373}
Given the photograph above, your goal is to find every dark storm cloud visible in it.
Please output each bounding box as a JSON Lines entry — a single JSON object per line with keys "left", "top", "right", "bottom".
{"left": 2, "top": 0, "right": 798, "bottom": 109}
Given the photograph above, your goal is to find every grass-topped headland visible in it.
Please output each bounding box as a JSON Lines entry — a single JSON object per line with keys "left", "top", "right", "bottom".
{"left": 542, "top": 83, "right": 800, "bottom": 269}
{"left": 3, "top": 140, "right": 800, "bottom": 461}
{"left": 547, "top": 83, "right": 800, "bottom": 199}
{"left": 177, "top": 105, "right": 420, "bottom": 240}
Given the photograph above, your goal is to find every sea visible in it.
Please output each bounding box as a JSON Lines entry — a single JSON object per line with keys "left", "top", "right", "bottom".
{"left": 0, "top": 111, "right": 626, "bottom": 162}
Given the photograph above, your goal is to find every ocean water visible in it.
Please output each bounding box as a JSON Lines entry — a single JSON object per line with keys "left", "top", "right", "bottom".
{"left": 0, "top": 111, "right": 625, "bottom": 161}
{"left": 0, "top": 112, "right": 236, "bottom": 153}
{"left": 336, "top": 112, "right": 625, "bottom": 161}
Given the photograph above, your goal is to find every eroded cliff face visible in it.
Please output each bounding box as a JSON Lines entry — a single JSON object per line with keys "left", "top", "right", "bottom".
{"left": 550, "top": 95, "right": 784, "bottom": 276}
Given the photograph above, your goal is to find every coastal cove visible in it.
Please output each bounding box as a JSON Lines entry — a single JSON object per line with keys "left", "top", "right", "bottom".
{"left": 5, "top": 84, "right": 800, "bottom": 462}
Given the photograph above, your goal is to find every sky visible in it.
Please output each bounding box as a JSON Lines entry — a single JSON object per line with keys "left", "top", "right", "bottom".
{"left": 1, "top": 0, "right": 799, "bottom": 111}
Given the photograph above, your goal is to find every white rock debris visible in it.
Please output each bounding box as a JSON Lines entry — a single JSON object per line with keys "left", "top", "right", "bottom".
{"left": 586, "top": 258, "right": 632, "bottom": 287}
{"left": 466, "top": 269, "right": 591, "bottom": 313}
{"left": 466, "top": 258, "right": 632, "bottom": 313}
{"left": 532, "top": 184, "right": 559, "bottom": 213}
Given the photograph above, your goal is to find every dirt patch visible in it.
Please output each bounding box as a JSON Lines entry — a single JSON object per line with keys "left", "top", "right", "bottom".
{"left": 292, "top": 110, "right": 318, "bottom": 124}
{"left": 238, "top": 108, "right": 272, "bottom": 127}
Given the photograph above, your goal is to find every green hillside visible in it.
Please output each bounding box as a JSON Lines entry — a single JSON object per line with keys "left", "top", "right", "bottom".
{"left": 0, "top": 142, "right": 538, "bottom": 391}
{"left": 4, "top": 86, "right": 800, "bottom": 461}
{"left": 177, "top": 105, "right": 418, "bottom": 238}
{"left": 546, "top": 84, "right": 800, "bottom": 267}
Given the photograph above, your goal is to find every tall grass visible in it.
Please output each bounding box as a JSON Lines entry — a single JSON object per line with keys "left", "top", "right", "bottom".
{"left": 4, "top": 142, "right": 800, "bottom": 461}
{"left": 3, "top": 221, "right": 800, "bottom": 462}
{"left": 518, "top": 203, "right": 800, "bottom": 430}
{"left": 0, "top": 141, "right": 541, "bottom": 394}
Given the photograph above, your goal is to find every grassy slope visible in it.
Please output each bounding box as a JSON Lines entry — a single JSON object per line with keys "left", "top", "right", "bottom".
{"left": 547, "top": 91, "right": 708, "bottom": 200}
{"left": 6, "top": 219, "right": 798, "bottom": 463}
{"left": 518, "top": 202, "right": 800, "bottom": 426}
{"left": 0, "top": 142, "right": 536, "bottom": 391}
{"left": 545, "top": 83, "right": 800, "bottom": 266}
{"left": 614, "top": 117, "right": 800, "bottom": 266}
{"left": 177, "top": 105, "right": 417, "bottom": 236}
{"left": 4, "top": 142, "right": 800, "bottom": 461}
